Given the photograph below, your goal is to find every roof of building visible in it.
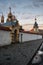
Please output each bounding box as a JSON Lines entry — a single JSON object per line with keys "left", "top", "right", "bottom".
{"left": 20, "top": 29, "right": 43, "bottom": 35}
{"left": 1, "top": 21, "right": 16, "bottom": 27}
{"left": 30, "top": 29, "right": 43, "bottom": 35}
{"left": 0, "top": 26, "right": 11, "bottom": 31}
{"left": 0, "top": 39, "right": 42, "bottom": 65}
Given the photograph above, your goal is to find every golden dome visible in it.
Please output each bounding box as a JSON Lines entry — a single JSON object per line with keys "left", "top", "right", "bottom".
{"left": 8, "top": 7, "right": 12, "bottom": 18}
{"left": 8, "top": 12, "right": 12, "bottom": 18}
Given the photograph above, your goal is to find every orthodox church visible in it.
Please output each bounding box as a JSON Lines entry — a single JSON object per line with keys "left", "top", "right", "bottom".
{"left": 30, "top": 18, "right": 43, "bottom": 36}
{"left": 33, "top": 18, "right": 39, "bottom": 32}
{"left": 30, "top": 18, "right": 39, "bottom": 33}
{"left": 0, "top": 8, "right": 42, "bottom": 46}
{"left": 0, "top": 7, "right": 20, "bottom": 44}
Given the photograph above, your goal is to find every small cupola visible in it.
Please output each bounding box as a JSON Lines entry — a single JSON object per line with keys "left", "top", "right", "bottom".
{"left": 1, "top": 13, "right": 4, "bottom": 23}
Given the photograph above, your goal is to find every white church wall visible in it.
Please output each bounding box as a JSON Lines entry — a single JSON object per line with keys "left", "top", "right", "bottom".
{"left": 0, "top": 30, "right": 11, "bottom": 46}
{"left": 0, "top": 30, "right": 42, "bottom": 46}
{"left": 19, "top": 32, "right": 42, "bottom": 42}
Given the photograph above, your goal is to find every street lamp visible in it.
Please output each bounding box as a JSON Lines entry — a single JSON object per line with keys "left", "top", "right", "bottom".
{"left": 21, "top": 33, "right": 23, "bottom": 43}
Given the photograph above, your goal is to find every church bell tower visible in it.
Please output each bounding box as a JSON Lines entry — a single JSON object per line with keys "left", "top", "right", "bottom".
{"left": 6, "top": 7, "right": 12, "bottom": 22}
{"left": 33, "top": 18, "right": 39, "bottom": 32}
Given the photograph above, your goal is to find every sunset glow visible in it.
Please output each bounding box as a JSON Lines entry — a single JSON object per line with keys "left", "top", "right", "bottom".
{"left": 23, "top": 24, "right": 43, "bottom": 31}
{"left": 0, "top": 0, "right": 43, "bottom": 25}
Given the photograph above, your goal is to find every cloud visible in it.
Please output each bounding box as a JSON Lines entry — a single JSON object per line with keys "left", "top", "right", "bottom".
{"left": 22, "top": 0, "right": 43, "bottom": 9}
{"left": 33, "top": 0, "right": 43, "bottom": 2}
{"left": 37, "top": 0, "right": 43, "bottom": 2}
{"left": 33, "top": 3, "right": 40, "bottom": 8}
{"left": 21, "top": 13, "right": 34, "bottom": 20}
{"left": 32, "top": 0, "right": 43, "bottom": 8}
{"left": 22, "top": 4, "right": 33, "bottom": 9}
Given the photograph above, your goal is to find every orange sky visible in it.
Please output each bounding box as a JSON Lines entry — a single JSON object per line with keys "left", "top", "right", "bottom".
{"left": 23, "top": 24, "right": 43, "bottom": 31}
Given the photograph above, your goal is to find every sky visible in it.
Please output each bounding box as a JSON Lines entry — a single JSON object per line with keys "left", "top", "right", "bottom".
{"left": 0, "top": 0, "right": 43, "bottom": 25}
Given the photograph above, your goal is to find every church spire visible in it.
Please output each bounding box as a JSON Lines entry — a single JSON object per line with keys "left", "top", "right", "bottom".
{"left": 6, "top": 7, "right": 12, "bottom": 22}
{"left": 8, "top": 7, "right": 12, "bottom": 18}
{"left": 1, "top": 13, "right": 4, "bottom": 23}
{"left": 34, "top": 17, "right": 38, "bottom": 28}
{"left": 6, "top": 7, "right": 16, "bottom": 22}
{"left": 33, "top": 17, "right": 39, "bottom": 32}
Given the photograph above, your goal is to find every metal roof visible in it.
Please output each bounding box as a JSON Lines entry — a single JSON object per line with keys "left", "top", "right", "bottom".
{"left": 1, "top": 21, "right": 16, "bottom": 27}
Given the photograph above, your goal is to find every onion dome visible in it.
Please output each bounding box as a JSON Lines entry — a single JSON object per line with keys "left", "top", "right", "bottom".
{"left": 8, "top": 7, "right": 12, "bottom": 18}
{"left": 8, "top": 12, "right": 12, "bottom": 18}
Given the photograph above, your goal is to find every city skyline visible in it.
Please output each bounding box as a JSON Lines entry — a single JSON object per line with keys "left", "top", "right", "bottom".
{"left": 0, "top": 0, "right": 43, "bottom": 25}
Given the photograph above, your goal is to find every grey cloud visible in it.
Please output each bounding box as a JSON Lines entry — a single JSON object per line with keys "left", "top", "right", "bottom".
{"left": 32, "top": 0, "right": 43, "bottom": 8}
{"left": 33, "top": 0, "right": 43, "bottom": 2}
{"left": 33, "top": 2, "right": 40, "bottom": 7}
{"left": 22, "top": 0, "right": 41, "bottom": 9}
{"left": 36, "top": 14, "right": 43, "bottom": 17}
{"left": 21, "top": 13, "right": 34, "bottom": 20}
{"left": 22, "top": 4, "right": 33, "bottom": 9}
{"left": 37, "top": 0, "right": 43, "bottom": 2}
